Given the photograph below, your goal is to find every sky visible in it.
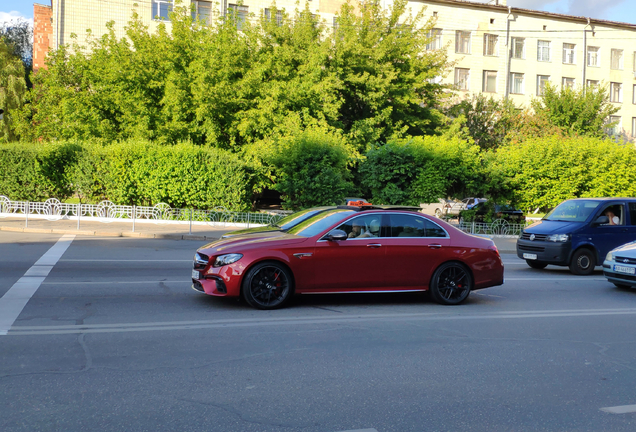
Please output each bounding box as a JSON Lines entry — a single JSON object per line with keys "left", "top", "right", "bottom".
{"left": 1, "top": 0, "right": 635, "bottom": 26}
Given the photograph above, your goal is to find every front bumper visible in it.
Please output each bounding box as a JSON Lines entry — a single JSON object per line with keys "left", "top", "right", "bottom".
{"left": 516, "top": 239, "right": 571, "bottom": 265}
{"left": 603, "top": 260, "right": 636, "bottom": 287}
{"left": 191, "top": 263, "right": 243, "bottom": 297}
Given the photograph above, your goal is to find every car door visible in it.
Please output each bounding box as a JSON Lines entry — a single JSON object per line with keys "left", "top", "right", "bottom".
{"left": 308, "top": 214, "right": 387, "bottom": 291}
{"left": 590, "top": 202, "right": 630, "bottom": 261}
{"left": 381, "top": 213, "right": 451, "bottom": 290}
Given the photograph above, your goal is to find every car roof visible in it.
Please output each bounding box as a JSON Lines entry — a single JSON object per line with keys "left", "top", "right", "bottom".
{"left": 566, "top": 197, "right": 636, "bottom": 201}
{"left": 337, "top": 205, "right": 422, "bottom": 212}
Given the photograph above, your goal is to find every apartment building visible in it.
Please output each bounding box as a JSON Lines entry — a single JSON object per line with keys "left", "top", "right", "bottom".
{"left": 34, "top": 0, "right": 636, "bottom": 138}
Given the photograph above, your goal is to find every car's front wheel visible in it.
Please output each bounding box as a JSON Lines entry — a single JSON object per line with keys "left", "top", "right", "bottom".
{"left": 526, "top": 260, "right": 548, "bottom": 269}
{"left": 429, "top": 262, "right": 472, "bottom": 305}
{"left": 569, "top": 248, "right": 595, "bottom": 275}
{"left": 242, "top": 262, "right": 293, "bottom": 310}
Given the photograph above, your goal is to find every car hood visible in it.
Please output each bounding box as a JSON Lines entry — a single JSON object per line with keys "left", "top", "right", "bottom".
{"left": 524, "top": 219, "right": 584, "bottom": 234}
{"left": 221, "top": 226, "right": 284, "bottom": 238}
{"left": 611, "top": 241, "right": 636, "bottom": 256}
{"left": 198, "top": 233, "right": 307, "bottom": 255}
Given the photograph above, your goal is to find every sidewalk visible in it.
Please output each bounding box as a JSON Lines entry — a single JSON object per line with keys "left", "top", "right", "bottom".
{"left": 0, "top": 216, "right": 519, "bottom": 252}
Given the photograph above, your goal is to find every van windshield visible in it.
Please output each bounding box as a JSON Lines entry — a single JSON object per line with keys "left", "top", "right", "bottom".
{"left": 543, "top": 200, "right": 601, "bottom": 222}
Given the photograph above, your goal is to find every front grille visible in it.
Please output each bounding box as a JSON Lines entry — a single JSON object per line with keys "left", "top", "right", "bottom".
{"left": 614, "top": 256, "right": 636, "bottom": 265}
{"left": 521, "top": 233, "right": 548, "bottom": 241}
{"left": 518, "top": 245, "right": 545, "bottom": 252}
{"left": 604, "top": 271, "right": 636, "bottom": 282}
{"left": 193, "top": 252, "right": 210, "bottom": 270}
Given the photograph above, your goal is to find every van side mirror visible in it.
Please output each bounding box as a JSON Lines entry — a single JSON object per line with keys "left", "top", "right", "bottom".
{"left": 594, "top": 216, "right": 609, "bottom": 225}
{"left": 324, "top": 229, "right": 348, "bottom": 241}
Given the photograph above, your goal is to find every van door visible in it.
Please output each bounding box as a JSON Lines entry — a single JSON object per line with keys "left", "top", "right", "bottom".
{"left": 590, "top": 203, "right": 630, "bottom": 261}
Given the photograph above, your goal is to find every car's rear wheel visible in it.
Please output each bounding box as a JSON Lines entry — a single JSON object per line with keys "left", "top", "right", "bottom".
{"left": 429, "top": 262, "right": 472, "bottom": 305}
{"left": 242, "top": 262, "right": 293, "bottom": 310}
{"left": 526, "top": 260, "right": 548, "bottom": 269}
{"left": 613, "top": 283, "right": 631, "bottom": 289}
{"left": 569, "top": 248, "right": 595, "bottom": 275}
{"left": 435, "top": 208, "right": 442, "bottom": 218}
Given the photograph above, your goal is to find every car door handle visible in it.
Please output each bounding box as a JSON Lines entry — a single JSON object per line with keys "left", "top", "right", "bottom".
{"left": 367, "top": 244, "right": 382, "bottom": 248}
{"left": 428, "top": 244, "right": 443, "bottom": 249}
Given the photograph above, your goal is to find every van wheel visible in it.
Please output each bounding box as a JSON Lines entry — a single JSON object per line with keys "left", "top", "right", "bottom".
{"left": 526, "top": 260, "right": 548, "bottom": 269}
{"left": 569, "top": 249, "right": 595, "bottom": 275}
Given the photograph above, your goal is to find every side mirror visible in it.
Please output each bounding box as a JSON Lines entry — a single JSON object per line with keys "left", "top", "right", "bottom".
{"left": 594, "top": 215, "right": 609, "bottom": 225}
{"left": 324, "top": 229, "right": 348, "bottom": 241}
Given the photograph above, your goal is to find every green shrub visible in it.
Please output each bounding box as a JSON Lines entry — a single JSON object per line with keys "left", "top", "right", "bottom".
{"left": 359, "top": 136, "right": 485, "bottom": 205}
{"left": 268, "top": 127, "right": 355, "bottom": 209}
{"left": 0, "top": 141, "right": 79, "bottom": 201}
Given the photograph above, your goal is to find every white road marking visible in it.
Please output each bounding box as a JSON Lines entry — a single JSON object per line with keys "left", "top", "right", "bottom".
{"left": 337, "top": 429, "right": 378, "bottom": 432}
{"left": 59, "top": 259, "right": 192, "bottom": 262}
{"left": 0, "top": 235, "right": 75, "bottom": 335}
{"left": 505, "top": 277, "right": 606, "bottom": 281}
{"left": 41, "top": 280, "right": 189, "bottom": 285}
{"left": 8, "top": 307, "right": 636, "bottom": 336}
{"left": 600, "top": 404, "right": 636, "bottom": 414}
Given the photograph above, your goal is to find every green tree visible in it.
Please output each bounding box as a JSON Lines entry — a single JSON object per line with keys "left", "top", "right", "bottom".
{"left": 0, "top": 36, "right": 27, "bottom": 142}
{"left": 445, "top": 94, "right": 518, "bottom": 150}
{"left": 530, "top": 83, "right": 619, "bottom": 138}
{"left": 0, "top": 19, "right": 32, "bottom": 83}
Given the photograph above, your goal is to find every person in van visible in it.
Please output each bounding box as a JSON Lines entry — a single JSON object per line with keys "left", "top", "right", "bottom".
{"left": 604, "top": 208, "right": 620, "bottom": 225}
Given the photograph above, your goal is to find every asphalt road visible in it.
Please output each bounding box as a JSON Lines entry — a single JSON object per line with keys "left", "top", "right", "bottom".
{"left": 1, "top": 232, "right": 636, "bottom": 432}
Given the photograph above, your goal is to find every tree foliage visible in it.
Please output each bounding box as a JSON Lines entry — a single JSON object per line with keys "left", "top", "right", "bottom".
{"left": 15, "top": 0, "right": 449, "bottom": 149}
{"left": 530, "top": 83, "right": 619, "bottom": 138}
{"left": 0, "top": 19, "right": 32, "bottom": 77}
{"left": 0, "top": 36, "right": 27, "bottom": 142}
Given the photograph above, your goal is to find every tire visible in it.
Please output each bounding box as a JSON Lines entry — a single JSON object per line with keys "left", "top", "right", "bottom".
{"left": 429, "top": 262, "right": 472, "bottom": 305}
{"left": 526, "top": 260, "right": 548, "bottom": 269}
{"left": 569, "top": 249, "right": 595, "bottom": 275}
{"left": 613, "top": 283, "right": 631, "bottom": 289}
{"left": 242, "top": 262, "right": 293, "bottom": 310}
{"left": 435, "top": 208, "right": 442, "bottom": 218}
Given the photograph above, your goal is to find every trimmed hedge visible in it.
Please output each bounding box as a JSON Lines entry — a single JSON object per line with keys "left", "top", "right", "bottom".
{"left": 0, "top": 141, "right": 253, "bottom": 211}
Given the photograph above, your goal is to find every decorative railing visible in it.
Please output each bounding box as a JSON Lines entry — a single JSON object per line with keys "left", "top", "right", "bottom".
{"left": 449, "top": 218, "right": 532, "bottom": 237}
{"left": 0, "top": 196, "right": 289, "bottom": 227}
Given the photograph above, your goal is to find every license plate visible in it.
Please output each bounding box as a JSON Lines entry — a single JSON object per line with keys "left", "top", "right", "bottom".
{"left": 523, "top": 253, "right": 538, "bottom": 260}
{"left": 613, "top": 265, "right": 636, "bottom": 275}
{"left": 192, "top": 269, "right": 201, "bottom": 279}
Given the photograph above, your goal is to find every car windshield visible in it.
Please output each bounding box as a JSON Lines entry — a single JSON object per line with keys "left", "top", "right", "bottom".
{"left": 543, "top": 200, "right": 601, "bottom": 222}
{"left": 273, "top": 207, "right": 329, "bottom": 230}
{"left": 287, "top": 209, "right": 356, "bottom": 238}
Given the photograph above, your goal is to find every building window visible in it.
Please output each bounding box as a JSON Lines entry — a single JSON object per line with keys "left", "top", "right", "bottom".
{"left": 632, "top": 117, "right": 636, "bottom": 138}
{"left": 228, "top": 4, "right": 248, "bottom": 30}
{"left": 562, "top": 77, "right": 575, "bottom": 88}
{"left": 512, "top": 37, "right": 525, "bottom": 59}
{"left": 454, "top": 68, "right": 470, "bottom": 90}
{"left": 537, "top": 40, "right": 550, "bottom": 62}
{"left": 483, "top": 34, "right": 498, "bottom": 56}
{"left": 455, "top": 31, "right": 471, "bottom": 54}
{"left": 611, "top": 49, "right": 624, "bottom": 70}
{"left": 587, "top": 79, "right": 599, "bottom": 89}
{"left": 537, "top": 75, "right": 550, "bottom": 96}
{"left": 192, "top": 0, "right": 212, "bottom": 24}
{"left": 152, "top": 0, "right": 172, "bottom": 20}
{"left": 563, "top": 43, "right": 575, "bottom": 64}
{"left": 610, "top": 82, "right": 622, "bottom": 103}
{"left": 633, "top": 51, "right": 636, "bottom": 72}
{"left": 587, "top": 46, "right": 600, "bottom": 67}
{"left": 607, "top": 116, "right": 621, "bottom": 136}
{"left": 426, "top": 29, "right": 442, "bottom": 50}
{"left": 483, "top": 70, "right": 497, "bottom": 93}
{"left": 510, "top": 72, "right": 524, "bottom": 94}
{"left": 265, "top": 8, "right": 283, "bottom": 26}
{"left": 633, "top": 84, "right": 636, "bottom": 104}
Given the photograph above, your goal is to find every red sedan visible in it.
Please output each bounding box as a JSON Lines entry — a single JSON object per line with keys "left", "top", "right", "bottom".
{"left": 192, "top": 207, "right": 504, "bottom": 309}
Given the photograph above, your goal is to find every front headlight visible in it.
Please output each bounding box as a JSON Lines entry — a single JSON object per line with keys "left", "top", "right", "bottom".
{"left": 547, "top": 234, "right": 569, "bottom": 242}
{"left": 606, "top": 252, "right": 614, "bottom": 261}
{"left": 213, "top": 253, "right": 243, "bottom": 267}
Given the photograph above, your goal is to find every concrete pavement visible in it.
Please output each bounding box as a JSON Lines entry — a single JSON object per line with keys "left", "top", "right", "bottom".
{"left": 0, "top": 215, "right": 519, "bottom": 252}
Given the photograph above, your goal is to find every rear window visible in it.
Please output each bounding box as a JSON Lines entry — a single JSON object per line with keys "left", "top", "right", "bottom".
{"left": 544, "top": 200, "right": 601, "bottom": 222}
{"left": 630, "top": 203, "right": 636, "bottom": 226}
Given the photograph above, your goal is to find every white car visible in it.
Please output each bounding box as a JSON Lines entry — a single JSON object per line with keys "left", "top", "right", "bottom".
{"left": 603, "top": 241, "right": 636, "bottom": 288}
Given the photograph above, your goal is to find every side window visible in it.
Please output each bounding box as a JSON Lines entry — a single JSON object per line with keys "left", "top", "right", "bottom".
{"left": 630, "top": 203, "right": 636, "bottom": 225}
{"left": 336, "top": 215, "right": 382, "bottom": 239}
{"left": 600, "top": 204, "right": 624, "bottom": 226}
{"left": 425, "top": 219, "right": 448, "bottom": 237}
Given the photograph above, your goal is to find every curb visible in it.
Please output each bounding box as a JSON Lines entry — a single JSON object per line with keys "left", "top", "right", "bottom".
{"left": 0, "top": 226, "right": 220, "bottom": 241}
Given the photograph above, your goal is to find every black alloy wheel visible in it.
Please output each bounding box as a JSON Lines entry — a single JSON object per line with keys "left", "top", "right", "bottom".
{"left": 526, "top": 260, "right": 548, "bottom": 269}
{"left": 430, "top": 262, "right": 472, "bottom": 305}
{"left": 242, "top": 262, "right": 293, "bottom": 310}
{"left": 569, "top": 248, "right": 595, "bottom": 275}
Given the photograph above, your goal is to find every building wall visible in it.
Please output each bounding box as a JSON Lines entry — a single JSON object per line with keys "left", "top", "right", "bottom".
{"left": 38, "top": 0, "right": 636, "bottom": 138}
{"left": 33, "top": 3, "right": 53, "bottom": 72}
